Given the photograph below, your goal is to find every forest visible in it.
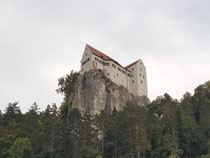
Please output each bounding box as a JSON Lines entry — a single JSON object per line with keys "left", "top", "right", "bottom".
{"left": 0, "top": 71, "right": 210, "bottom": 158}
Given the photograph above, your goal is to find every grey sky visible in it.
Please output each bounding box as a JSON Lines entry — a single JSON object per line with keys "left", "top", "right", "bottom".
{"left": 0, "top": 0, "right": 210, "bottom": 112}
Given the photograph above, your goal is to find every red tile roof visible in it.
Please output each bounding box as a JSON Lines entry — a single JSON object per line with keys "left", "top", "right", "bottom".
{"left": 87, "top": 44, "right": 123, "bottom": 67}
{"left": 87, "top": 44, "right": 139, "bottom": 70}
{"left": 125, "top": 60, "right": 140, "bottom": 69}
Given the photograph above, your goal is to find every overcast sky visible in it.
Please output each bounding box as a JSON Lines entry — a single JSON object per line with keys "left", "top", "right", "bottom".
{"left": 0, "top": 0, "right": 210, "bottom": 112}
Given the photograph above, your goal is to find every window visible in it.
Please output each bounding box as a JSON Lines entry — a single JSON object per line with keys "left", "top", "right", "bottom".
{"left": 132, "top": 80, "right": 134, "bottom": 83}
{"left": 127, "top": 73, "right": 132, "bottom": 77}
{"left": 82, "top": 58, "right": 90, "bottom": 66}
{"left": 141, "top": 80, "right": 143, "bottom": 83}
{"left": 143, "top": 75, "right": 145, "bottom": 78}
{"left": 132, "top": 68, "right": 134, "bottom": 71}
{"left": 140, "top": 73, "right": 141, "bottom": 77}
{"left": 140, "top": 68, "right": 142, "bottom": 71}
{"left": 86, "top": 53, "right": 87, "bottom": 56}
{"left": 105, "top": 63, "right": 109, "bottom": 66}
{"left": 117, "top": 73, "right": 118, "bottom": 76}
{"left": 95, "top": 57, "right": 100, "bottom": 62}
{"left": 122, "top": 80, "right": 124, "bottom": 83}
{"left": 107, "top": 73, "right": 109, "bottom": 76}
{"left": 112, "top": 64, "right": 116, "bottom": 68}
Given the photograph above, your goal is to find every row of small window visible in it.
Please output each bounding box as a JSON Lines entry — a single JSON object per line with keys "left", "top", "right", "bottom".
{"left": 132, "top": 68, "right": 142, "bottom": 71}
{"left": 107, "top": 73, "right": 143, "bottom": 84}
{"left": 94, "top": 57, "right": 135, "bottom": 78}
{"left": 82, "top": 58, "right": 90, "bottom": 66}
{"left": 95, "top": 57, "right": 109, "bottom": 66}
{"left": 127, "top": 74, "right": 133, "bottom": 78}
{"left": 107, "top": 72, "right": 132, "bottom": 79}
{"left": 109, "top": 72, "right": 133, "bottom": 78}
{"left": 117, "top": 67, "right": 127, "bottom": 75}
{"left": 132, "top": 80, "right": 144, "bottom": 84}
{"left": 112, "top": 64, "right": 133, "bottom": 78}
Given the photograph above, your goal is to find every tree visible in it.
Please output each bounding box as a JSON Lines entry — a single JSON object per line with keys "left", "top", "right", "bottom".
{"left": 28, "top": 102, "right": 40, "bottom": 114}
{"left": 148, "top": 94, "right": 182, "bottom": 158}
{"left": 3, "top": 102, "right": 22, "bottom": 125}
{"left": 0, "top": 120, "right": 22, "bottom": 158}
{"left": 7, "top": 137, "right": 33, "bottom": 158}
{"left": 38, "top": 104, "right": 59, "bottom": 158}
{"left": 21, "top": 103, "right": 43, "bottom": 157}
{"left": 55, "top": 108, "right": 85, "bottom": 158}
{"left": 83, "top": 148, "right": 102, "bottom": 158}
{"left": 192, "top": 81, "right": 210, "bottom": 140}
{"left": 56, "top": 70, "right": 79, "bottom": 104}
{"left": 179, "top": 115, "right": 207, "bottom": 157}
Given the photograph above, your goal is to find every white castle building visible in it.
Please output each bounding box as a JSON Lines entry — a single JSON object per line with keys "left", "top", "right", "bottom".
{"left": 80, "top": 44, "right": 148, "bottom": 97}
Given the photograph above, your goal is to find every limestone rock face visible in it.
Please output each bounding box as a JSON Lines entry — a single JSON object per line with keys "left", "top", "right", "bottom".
{"left": 70, "top": 70, "right": 149, "bottom": 115}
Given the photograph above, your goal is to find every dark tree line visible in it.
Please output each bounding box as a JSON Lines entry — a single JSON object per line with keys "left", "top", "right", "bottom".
{"left": 0, "top": 71, "right": 209, "bottom": 158}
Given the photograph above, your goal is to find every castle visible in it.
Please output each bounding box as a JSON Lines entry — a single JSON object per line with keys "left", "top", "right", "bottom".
{"left": 80, "top": 44, "right": 148, "bottom": 97}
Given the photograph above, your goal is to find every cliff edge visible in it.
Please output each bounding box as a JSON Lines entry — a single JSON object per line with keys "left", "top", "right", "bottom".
{"left": 69, "top": 70, "right": 149, "bottom": 115}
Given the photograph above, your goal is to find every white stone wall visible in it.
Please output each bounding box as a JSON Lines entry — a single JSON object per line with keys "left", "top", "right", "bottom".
{"left": 80, "top": 46, "right": 147, "bottom": 97}
{"left": 80, "top": 47, "right": 93, "bottom": 74}
{"left": 136, "top": 60, "right": 147, "bottom": 96}
{"left": 126, "top": 60, "right": 147, "bottom": 97}
{"left": 127, "top": 64, "right": 138, "bottom": 96}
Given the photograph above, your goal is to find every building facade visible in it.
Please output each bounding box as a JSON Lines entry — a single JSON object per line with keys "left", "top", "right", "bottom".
{"left": 80, "top": 44, "right": 148, "bottom": 97}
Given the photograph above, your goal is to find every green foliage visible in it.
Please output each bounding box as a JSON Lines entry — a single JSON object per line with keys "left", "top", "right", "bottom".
{"left": 168, "top": 154, "right": 180, "bottom": 158}
{"left": 0, "top": 120, "right": 22, "bottom": 157}
{"left": 7, "top": 137, "right": 33, "bottom": 158}
{"left": 56, "top": 70, "right": 79, "bottom": 104}
{"left": 1, "top": 72, "right": 209, "bottom": 158}
{"left": 201, "top": 154, "right": 210, "bottom": 158}
{"left": 179, "top": 115, "right": 207, "bottom": 157}
{"left": 83, "top": 148, "right": 101, "bottom": 158}
{"left": 3, "top": 102, "right": 22, "bottom": 125}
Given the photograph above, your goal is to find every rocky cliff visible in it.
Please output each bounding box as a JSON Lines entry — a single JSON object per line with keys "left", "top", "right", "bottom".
{"left": 69, "top": 70, "right": 149, "bottom": 115}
